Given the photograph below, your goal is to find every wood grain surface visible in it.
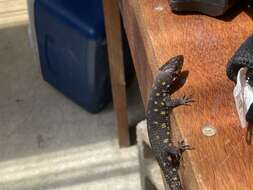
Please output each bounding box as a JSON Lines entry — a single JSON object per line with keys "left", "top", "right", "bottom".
{"left": 103, "top": 0, "right": 130, "bottom": 147}
{"left": 119, "top": 0, "right": 253, "bottom": 189}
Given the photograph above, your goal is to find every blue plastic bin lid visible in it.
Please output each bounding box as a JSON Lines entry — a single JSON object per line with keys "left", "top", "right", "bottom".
{"left": 39, "top": 0, "right": 106, "bottom": 40}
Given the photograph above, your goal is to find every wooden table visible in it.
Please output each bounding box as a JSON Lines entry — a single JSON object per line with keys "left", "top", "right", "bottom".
{"left": 103, "top": 0, "right": 253, "bottom": 189}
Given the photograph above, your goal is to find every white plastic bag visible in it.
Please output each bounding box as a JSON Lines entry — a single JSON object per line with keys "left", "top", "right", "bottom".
{"left": 234, "top": 68, "right": 253, "bottom": 128}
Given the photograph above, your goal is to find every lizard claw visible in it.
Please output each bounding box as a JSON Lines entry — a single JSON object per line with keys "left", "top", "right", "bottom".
{"left": 178, "top": 140, "right": 194, "bottom": 153}
{"left": 162, "top": 141, "right": 194, "bottom": 168}
{"left": 180, "top": 95, "right": 194, "bottom": 106}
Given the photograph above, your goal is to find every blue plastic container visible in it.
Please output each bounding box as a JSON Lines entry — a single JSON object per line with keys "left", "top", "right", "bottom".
{"left": 35, "top": 0, "right": 112, "bottom": 113}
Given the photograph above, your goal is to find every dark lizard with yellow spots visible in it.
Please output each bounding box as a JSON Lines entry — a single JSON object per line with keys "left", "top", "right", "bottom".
{"left": 146, "top": 55, "right": 193, "bottom": 190}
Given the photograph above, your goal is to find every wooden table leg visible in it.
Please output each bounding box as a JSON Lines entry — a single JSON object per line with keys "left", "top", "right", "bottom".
{"left": 103, "top": 0, "right": 130, "bottom": 147}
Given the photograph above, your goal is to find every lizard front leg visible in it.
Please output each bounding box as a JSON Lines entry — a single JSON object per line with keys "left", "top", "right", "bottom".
{"left": 164, "top": 95, "right": 194, "bottom": 109}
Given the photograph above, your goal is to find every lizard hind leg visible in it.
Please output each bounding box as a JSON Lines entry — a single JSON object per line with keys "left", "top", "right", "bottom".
{"left": 160, "top": 142, "right": 193, "bottom": 190}
{"left": 162, "top": 145, "right": 183, "bottom": 169}
{"left": 161, "top": 146, "right": 184, "bottom": 190}
{"left": 164, "top": 141, "right": 193, "bottom": 165}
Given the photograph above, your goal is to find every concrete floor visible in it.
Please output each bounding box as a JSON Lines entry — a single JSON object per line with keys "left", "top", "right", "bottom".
{"left": 0, "top": 2, "right": 145, "bottom": 189}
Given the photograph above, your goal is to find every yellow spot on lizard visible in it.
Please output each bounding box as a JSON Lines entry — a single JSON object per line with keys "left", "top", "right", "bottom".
{"left": 161, "top": 123, "right": 167, "bottom": 128}
{"left": 160, "top": 111, "right": 166, "bottom": 115}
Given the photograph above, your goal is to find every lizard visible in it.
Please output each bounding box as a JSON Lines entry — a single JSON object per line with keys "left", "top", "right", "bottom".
{"left": 146, "top": 55, "right": 193, "bottom": 190}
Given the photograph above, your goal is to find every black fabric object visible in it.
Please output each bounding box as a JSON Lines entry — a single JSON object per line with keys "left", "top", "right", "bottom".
{"left": 170, "top": 0, "right": 237, "bottom": 16}
{"left": 246, "top": 104, "right": 253, "bottom": 123}
{"left": 246, "top": 69, "right": 253, "bottom": 87}
{"left": 227, "top": 33, "right": 253, "bottom": 83}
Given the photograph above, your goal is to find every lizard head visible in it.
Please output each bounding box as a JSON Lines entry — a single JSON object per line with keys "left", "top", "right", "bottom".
{"left": 157, "top": 55, "right": 184, "bottom": 86}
